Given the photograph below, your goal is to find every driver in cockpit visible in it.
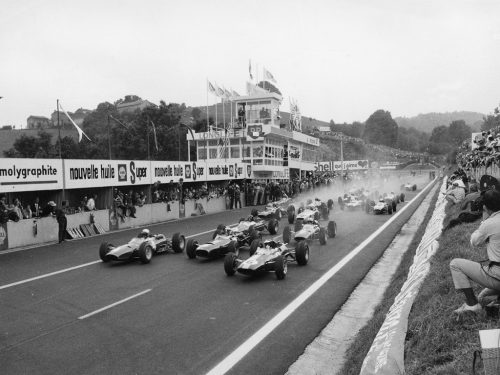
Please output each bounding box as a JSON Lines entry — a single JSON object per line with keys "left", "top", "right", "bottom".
{"left": 138, "top": 228, "right": 151, "bottom": 238}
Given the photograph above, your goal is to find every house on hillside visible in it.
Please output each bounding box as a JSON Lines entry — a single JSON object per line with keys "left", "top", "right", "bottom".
{"left": 50, "top": 107, "right": 91, "bottom": 128}
{"left": 116, "top": 95, "right": 157, "bottom": 114}
{"left": 26, "top": 116, "right": 50, "bottom": 129}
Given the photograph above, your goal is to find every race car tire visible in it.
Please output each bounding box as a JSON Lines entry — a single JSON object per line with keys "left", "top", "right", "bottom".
{"left": 138, "top": 242, "right": 153, "bottom": 264}
{"left": 268, "top": 218, "right": 279, "bottom": 235}
{"left": 327, "top": 199, "right": 334, "bottom": 210}
{"left": 249, "top": 228, "right": 260, "bottom": 242}
{"left": 327, "top": 221, "right": 337, "bottom": 238}
{"left": 249, "top": 239, "right": 260, "bottom": 256}
{"left": 295, "top": 240, "right": 309, "bottom": 266}
{"left": 224, "top": 253, "right": 238, "bottom": 276}
{"left": 251, "top": 209, "right": 259, "bottom": 217}
{"left": 321, "top": 206, "right": 329, "bottom": 220}
{"left": 99, "top": 242, "right": 111, "bottom": 262}
{"left": 227, "top": 240, "right": 239, "bottom": 256}
{"left": 287, "top": 211, "right": 295, "bottom": 224}
{"left": 412, "top": 184, "right": 417, "bottom": 191}
{"left": 275, "top": 210, "right": 282, "bottom": 220}
{"left": 338, "top": 196, "right": 343, "bottom": 205}
{"left": 283, "top": 226, "right": 292, "bottom": 244}
{"left": 388, "top": 205, "right": 393, "bottom": 215}
{"left": 294, "top": 221, "right": 303, "bottom": 232}
{"left": 274, "top": 255, "right": 287, "bottom": 280}
{"left": 171, "top": 233, "right": 185, "bottom": 253}
{"left": 319, "top": 228, "right": 327, "bottom": 245}
{"left": 400, "top": 193, "right": 405, "bottom": 202}
{"left": 314, "top": 211, "right": 320, "bottom": 221}
{"left": 392, "top": 201, "right": 397, "bottom": 213}
{"left": 186, "top": 239, "right": 198, "bottom": 259}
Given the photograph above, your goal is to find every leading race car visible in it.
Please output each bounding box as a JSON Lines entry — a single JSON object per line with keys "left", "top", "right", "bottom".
{"left": 185, "top": 218, "right": 273, "bottom": 260}
{"left": 224, "top": 239, "right": 309, "bottom": 280}
{"left": 99, "top": 229, "right": 185, "bottom": 264}
{"left": 283, "top": 216, "right": 337, "bottom": 245}
{"left": 366, "top": 198, "right": 393, "bottom": 215}
{"left": 402, "top": 183, "right": 417, "bottom": 191}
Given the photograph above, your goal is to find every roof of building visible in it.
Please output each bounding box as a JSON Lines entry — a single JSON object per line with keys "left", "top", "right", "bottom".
{"left": 27, "top": 116, "right": 50, "bottom": 121}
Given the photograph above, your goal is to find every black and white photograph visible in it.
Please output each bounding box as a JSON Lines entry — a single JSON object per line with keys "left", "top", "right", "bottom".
{"left": 1, "top": 1, "right": 500, "bottom": 374}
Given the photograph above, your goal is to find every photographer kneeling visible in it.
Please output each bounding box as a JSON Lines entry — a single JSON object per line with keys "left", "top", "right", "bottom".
{"left": 449, "top": 189, "right": 500, "bottom": 314}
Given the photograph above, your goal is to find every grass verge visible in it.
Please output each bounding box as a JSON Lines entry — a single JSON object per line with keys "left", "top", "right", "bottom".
{"left": 339, "top": 182, "right": 441, "bottom": 374}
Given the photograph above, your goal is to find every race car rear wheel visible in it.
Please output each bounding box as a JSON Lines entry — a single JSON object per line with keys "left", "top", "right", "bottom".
{"left": 99, "top": 242, "right": 111, "bottom": 262}
{"left": 138, "top": 242, "right": 153, "bottom": 264}
{"left": 392, "top": 201, "right": 397, "bottom": 213}
{"left": 287, "top": 205, "right": 295, "bottom": 224}
{"left": 400, "top": 193, "right": 405, "bottom": 202}
{"left": 327, "top": 221, "right": 337, "bottom": 238}
{"left": 321, "top": 206, "right": 329, "bottom": 220}
{"left": 283, "top": 226, "right": 292, "bottom": 244}
{"left": 224, "top": 253, "right": 238, "bottom": 276}
{"left": 295, "top": 241, "right": 309, "bottom": 266}
{"left": 249, "top": 239, "right": 260, "bottom": 256}
{"left": 186, "top": 239, "right": 198, "bottom": 259}
{"left": 268, "top": 218, "right": 279, "bottom": 235}
{"left": 227, "top": 240, "right": 239, "bottom": 256}
{"left": 388, "top": 205, "right": 393, "bottom": 215}
{"left": 275, "top": 255, "right": 287, "bottom": 280}
{"left": 327, "top": 199, "right": 334, "bottom": 210}
{"left": 319, "top": 228, "right": 327, "bottom": 245}
{"left": 172, "top": 233, "right": 185, "bottom": 253}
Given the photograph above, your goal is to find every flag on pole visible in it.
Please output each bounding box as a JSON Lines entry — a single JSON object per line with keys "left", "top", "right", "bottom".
{"left": 249, "top": 59, "right": 253, "bottom": 80}
{"left": 224, "top": 87, "right": 232, "bottom": 100}
{"left": 59, "top": 102, "right": 91, "bottom": 142}
{"left": 207, "top": 80, "right": 217, "bottom": 95}
{"left": 263, "top": 67, "right": 277, "bottom": 83}
{"left": 231, "top": 89, "right": 240, "bottom": 98}
{"left": 214, "top": 83, "right": 225, "bottom": 98}
{"left": 150, "top": 121, "right": 159, "bottom": 151}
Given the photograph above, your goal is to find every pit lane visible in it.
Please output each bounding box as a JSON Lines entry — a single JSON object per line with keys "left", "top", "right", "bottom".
{"left": 0, "top": 181, "right": 434, "bottom": 375}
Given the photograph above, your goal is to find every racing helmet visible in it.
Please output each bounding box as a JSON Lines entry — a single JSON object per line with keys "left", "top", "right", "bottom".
{"left": 140, "top": 229, "right": 150, "bottom": 237}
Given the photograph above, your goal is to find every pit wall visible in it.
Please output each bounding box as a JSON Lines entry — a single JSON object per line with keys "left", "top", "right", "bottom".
{"left": 2, "top": 195, "right": 239, "bottom": 250}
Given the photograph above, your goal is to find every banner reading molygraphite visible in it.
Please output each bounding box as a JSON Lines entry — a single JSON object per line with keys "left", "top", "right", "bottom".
{"left": 360, "top": 178, "right": 447, "bottom": 374}
{"left": 0, "top": 158, "right": 63, "bottom": 193}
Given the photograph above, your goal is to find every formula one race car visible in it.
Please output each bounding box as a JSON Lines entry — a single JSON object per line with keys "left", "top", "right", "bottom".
{"left": 294, "top": 198, "right": 331, "bottom": 222}
{"left": 283, "top": 216, "right": 337, "bottom": 245}
{"left": 251, "top": 198, "right": 296, "bottom": 224}
{"left": 366, "top": 199, "right": 393, "bottom": 215}
{"left": 185, "top": 218, "right": 272, "bottom": 260}
{"left": 224, "top": 239, "right": 309, "bottom": 280}
{"left": 402, "top": 183, "right": 417, "bottom": 191}
{"left": 99, "top": 229, "right": 185, "bottom": 264}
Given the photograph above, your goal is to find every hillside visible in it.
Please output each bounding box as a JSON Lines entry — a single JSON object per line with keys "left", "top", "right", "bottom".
{"left": 394, "top": 111, "right": 484, "bottom": 132}
{"left": 0, "top": 128, "right": 79, "bottom": 156}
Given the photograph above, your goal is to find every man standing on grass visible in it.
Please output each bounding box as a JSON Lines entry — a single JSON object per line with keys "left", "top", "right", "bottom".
{"left": 449, "top": 189, "right": 500, "bottom": 314}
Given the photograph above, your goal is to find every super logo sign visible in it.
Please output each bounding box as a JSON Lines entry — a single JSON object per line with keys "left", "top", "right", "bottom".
{"left": 129, "top": 161, "right": 147, "bottom": 184}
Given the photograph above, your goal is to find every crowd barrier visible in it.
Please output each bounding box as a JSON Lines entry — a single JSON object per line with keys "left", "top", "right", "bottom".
{"left": 1, "top": 195, "right": 243, "bottom": 250}
{"left": 470, "top": 165, "right": 500, "bottom": 182}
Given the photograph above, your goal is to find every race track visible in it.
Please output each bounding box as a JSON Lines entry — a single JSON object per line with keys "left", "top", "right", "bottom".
{"left": 0, "top": 182, "right": 433, "bottom": 375}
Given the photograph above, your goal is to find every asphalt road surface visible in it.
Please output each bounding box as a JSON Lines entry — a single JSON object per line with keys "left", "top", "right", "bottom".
{"left": 0, "top": 184, "right": 433, "bottom": 375}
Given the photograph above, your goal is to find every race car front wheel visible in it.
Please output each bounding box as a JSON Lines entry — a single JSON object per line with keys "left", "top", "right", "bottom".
{"left": 327, "top": 221, "right": 337, "bottom": 238}
{"left": 172, "top": 233, "right": 185, "bottom": 253}
{"left": 319, "top": 228, "right": 327, "bottom": 245}
{"left": 249, "top": 239, "right": 260, "bottom": 256}
{"left": 268, "top": 219, "right": 279, "bottom": 235}
{"left": 99, "top": 242, "right": 111, "bottom": 262}
{"left": 138, "top": 243, "right": 153, "bottom": 264}
{"left": 186, "top": 239, "right": 198, "bottom": 259}
{"left": 275, "top": 255, "right": 287, "bottom": 280}
{"left": 283, "top": 226, "right": 292, "bottom": 244}
{"left": 224, "top": 253, "right": 238, "bottom": 276}
{"left": 295, "top": 241, "right": 309, "bottom": 266}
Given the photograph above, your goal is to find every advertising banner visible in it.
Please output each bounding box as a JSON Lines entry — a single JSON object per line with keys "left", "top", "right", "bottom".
{"left": 246, "top": 124, "right": 270, "bottom": 142}
{"left": 64, "top": 159, "right": 151, "bottom": 188}
{"left": 0, "top": 158, "right": 63, "bottom": 193}
{"left": 151, "top": 161, "right": 205, "bottom": 184}
{"left": 205, "top": 160, "right": 251, "bottom": 181}
{"left": 314, "top": 160, "right": 369, "bottom": 173}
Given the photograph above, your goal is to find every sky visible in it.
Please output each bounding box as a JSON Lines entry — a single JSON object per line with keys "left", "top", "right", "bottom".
{"left": 1, "top": 0, "right": 500, "bottom": 128}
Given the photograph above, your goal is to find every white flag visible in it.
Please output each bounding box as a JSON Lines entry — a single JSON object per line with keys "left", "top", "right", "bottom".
{"left": 59, "top": 102, "right": 91, "bottom": 142}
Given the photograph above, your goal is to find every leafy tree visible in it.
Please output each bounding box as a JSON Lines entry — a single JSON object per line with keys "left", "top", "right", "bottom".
{"left": 364, "top": 110, "right": 398, "bottom": 147}
{"left": 4, "top": 130, "right": 55, "bottom": 158}
{"left": 481, "top": 104, "right": 500, "bottom": 131}
{"left": 448, "top": 120, "right": 471, "bottom": 146}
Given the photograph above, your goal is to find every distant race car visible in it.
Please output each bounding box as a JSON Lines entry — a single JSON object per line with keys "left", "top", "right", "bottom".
{"left": 224, "top": 239, "right": 309, "bottom": 280}
{"left": 99, "top": 229, "right": 185, "bottom": 264}
{"left": 367, "top": 199, "right": 393, "bottom": 215}
{"left": 402, "top": 183, "right": 417, "bottom": 191}
{"left": 283, "top": 217, "right": 337, "bottom": 245}
{"left": 185, "top": 218, "right": 275, "bottom": 259}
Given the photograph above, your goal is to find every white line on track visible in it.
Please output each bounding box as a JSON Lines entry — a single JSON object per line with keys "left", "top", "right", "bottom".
{"left": 78, "top": 289, "right": 151, "bottom": 320}
{"left": 0, "top": 226, "right": 235, "bottom": 291}
{"left": 0, "top": 260, "right": 101, "bottom": 291}
{"left": 206, "top": 179, "right": 436, "bottom": 375}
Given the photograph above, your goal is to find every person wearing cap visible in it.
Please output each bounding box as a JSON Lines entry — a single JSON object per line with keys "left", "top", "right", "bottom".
{"left": 444, "top": 179, "right": 466, "bottom": 205}
{"left": 41, "top": 201, "right": 56, "bottom": 217}
{"left": 450, "top": 189, "right": 500, "bottom": 314}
